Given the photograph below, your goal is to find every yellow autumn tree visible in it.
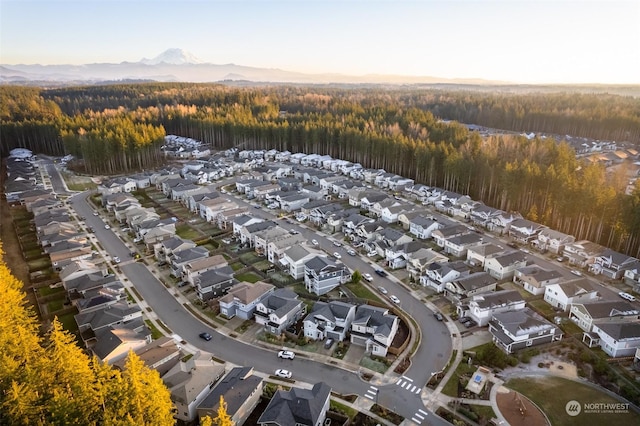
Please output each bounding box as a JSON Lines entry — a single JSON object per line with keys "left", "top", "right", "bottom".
{"left": 214, "top": 395, "right": 232, "bottom": 426}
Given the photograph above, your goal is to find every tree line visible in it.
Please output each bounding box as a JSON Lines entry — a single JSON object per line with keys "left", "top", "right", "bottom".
{"left": 2, "top": 83, "right": 640, "bottom": 255}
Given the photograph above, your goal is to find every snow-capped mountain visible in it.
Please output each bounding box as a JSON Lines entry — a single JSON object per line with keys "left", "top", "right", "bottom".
{"left": 140, "top": 48, "right": 203, "bottom": 65}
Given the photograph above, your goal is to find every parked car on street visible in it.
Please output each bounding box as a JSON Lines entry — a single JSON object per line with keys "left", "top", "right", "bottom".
{"left": 278, "top": 350, "right": 295, "bottom": 359}
{"left": 333, "top": 252, "right": 342, "bottom": 259}
{"left": 377, "top": 286, "right": 388, "bottom": 294}
{"left": 199, "top": 332, "right": 212, "bottom": 341}
{"left": 363, "top": 273, "right": 373, "bottom": 282}
{"left": 274, "top": 369, "right": 292, "bottom": 379}
{"left": 434, "top": 312, "right": 444, "bottom": 321}
{"left": 390, "top": 295, "right": 401, "bottom": 304}
{"left": 347, "top": 249, "right": 356, "bottom": 256}
{"left": 375, "top": 269, "right": 388, "bottom": 277}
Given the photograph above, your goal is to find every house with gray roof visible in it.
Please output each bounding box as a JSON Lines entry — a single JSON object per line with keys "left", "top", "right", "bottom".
{"left": 282, "top": 245, "right": 323, "bottom": 279}
{"left": 466, "top": 243, "right": 507, "bottom": 268}
{"left": 508, "top": 218, "right": 547, "bottom": 242}
{"left": 197, "top": 367, "right": 263, "bottom": 426}
{"left": 543, "top": 278, "right": 603, "bottom": 311}
{"left": 193, "top": 266, "right": 234, "bottom": 301}
{"left": 444, "top": 232, "right": 484, "bottom": 257}
{"left": 350, "top": 305, "right": 399, "bottom": 357}
{"left": 75, "top": 300, "right": 143, "bottom": 347}
{"left": 513, "top": 265, "right": 563, "bottom": 295}
{"left": 408, "top": 215, "right": 443, "bottom": 239}
{"left": 461, "top": 289, "right": 526, "bottom": 326}
{"left": 267, "top": 233, "right": 306, "bottom": 265}
{"left": 154, "top": 236, "right": 196, "bottom": 263}
{"left": 591, "top": 248, "right": 638, "bottom": 279}
{"left": 533, "top": 228, "right": 575, "bottom": 254}
{"left": 304, "top": 256, "right": 350, "bottom": 296}
{"left": 91, "top": 321, "right": 151, "bottom": 364}
{"left": 489, "top": 308, "right": 563, "bottom": 354}
{"left": 446, "top": 272, "right": 497, "bottom": 301}
{"left": 587, "top": 322, "right": 640, "bottom": 357}
{"left": 254, "top": 288, "right": 304, "bottom": 335}
{"left": 561, "top": 240, "right": 605, "bottom": 267}
{"left": 239, "top": 220, "right": 277, "bottom": 247}
{"left": 569, "top": 300, "right": 640, "bottom": 332}
{"left": 258, "top": 382, "right": 331, "bottom": 426}
{"left": 484, "top": 251, "right": 528, "bottom": 280}
{"left": 219, "top": 281, "right": 275, "bottom": 320}
{"left": 163, "top": 352, "right": 226, "bottom": 423}
{"left": 432, "top": 224, "right": 470, "bottom": 247}
{"left": 169, "top": 247, "right": 209, "bottom": 279}
{"left": 303, "top": 301, "right": 357, "bottom": 341}
{"left": 280, "top": 193, "right": 311, "bottom": 212}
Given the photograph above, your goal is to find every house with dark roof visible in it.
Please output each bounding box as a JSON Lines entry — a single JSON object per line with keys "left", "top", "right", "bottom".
{"left": 184, "top": 254, "right": 228, "bottom": 286}
{"left": 197, "top": 367, "right": 263, "bottom": 426}
{"left": 219, "top": 281, "right": 275, "bottom": 320}
{"left": 303, "top": 301, "right": 357, "bottom": 341}
{"left": 508, "top": 218, "right": 547, "bottom": 242}
{"left": 304, "top": 256, "right": 350, "bottom": 295}
{"left": 470, "top": 204, "right": 503, "bottom": 227}
{"left": 466, "top": 243, "right": 508, "bottom": 268}
{"left": 282, "top": 245, "right": 323, "bottom": 279}
{"left": 484, "top": 251, "right": 528, "bottom": 280}
{"left": 533, "top": 228, "right": 575, "bottom": 254}
{"left": 513, "top": 265, "right": 563, "bottom": 295}
{"left": 421, "top": 260, "right": 470, "bottom": 293}
{"left": 163, "top": 352, "right": 226, "bottom": 423}
{"left": 193, "top": 266, "right": 234, "bottom": 301}
{"left": 444, "top": 232, "right": 484, "bottom": 257}
{"left": 591, "top": 248, "right": 638, "bottom": 279}
{"left": 489, "top": 308, "right": 563, "bottom": 354}
{"left": 569, "top": 300, "right": 640, "bottom": 332}
{"left": 254, "top": 289, "right": 305, "bottom": 335}
{"left": 112, "top": 336, "right": 182, "bottom": 377}
{"left": 258, "top": 382, "right": 331, "bottom": 426}
{"left": 350, "top": 305, "right": 399, "bottom": 357}
{"left": 461, "top": 289, "right": 526, "bottom": 326}
{"left": 385, "top": 241, "right": 426, "bottom": 270}
{"left": 406, "top": 247, "right": 449, "bottom": 278}
{"left": 586, "top": 322, "right": 640, "bottom": 357}
{"left": 562, "top": 240, "right": 605, "bottom": 267}
{"left": 91, "top": 322, "right": 151, "bottom": 364}
{"left": 543, "top": 278, "right": 603, "bottom": 311}
{"left": 432, "top": 224, "right": 470, "bottom": 247}
{"left": 446, "top": 272, "right": 497, "bottom": 301}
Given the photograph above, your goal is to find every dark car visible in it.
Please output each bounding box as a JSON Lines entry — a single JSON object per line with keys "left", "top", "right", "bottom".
{"left": 434, "top": 312, "right": 444, "bottom": 321}
{"left": 459, "top": 316, "right": 471, "bottom": 324}
{"left": 199, "top": 332, "right": 212, "bottom": 341}
{"left": 464, "top": 320, "right": 478, "bottom": 328}
{"left": 374, "top": 269, "right": 388, "bottom": 277}
{"left": 324, "top": 338, "right": 335, "bottom": 349}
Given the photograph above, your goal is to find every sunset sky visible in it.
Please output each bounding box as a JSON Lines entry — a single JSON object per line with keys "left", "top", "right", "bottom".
{"left": 1, "top": 0, "right": 638, "bottom": 84}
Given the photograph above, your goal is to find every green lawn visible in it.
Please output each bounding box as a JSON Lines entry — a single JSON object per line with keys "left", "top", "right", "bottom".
{"left": 47, "top": 299, "right": 65, "bottom": 312}
{"left": 37, "top": 285, "right": 65, "bottom": 297}
{"left": 57, "top": 311, "right": 79, "bottom": 333}
{"left": 507, "top": 376, "right": 640, "bottom": 426}
{"left": 442, "top": 361, "right": 477, "bottom": 397}
{"left": 175, "top": 224, "right": 201, "bottom": 240}
{"left": 330, "top": 400, "right": 358, "bottom": 420}
{"left": 345, "top": 282, "right": 382, "bottom": 301}
{"left": 235, "top": 272, "right": 262, "bottom": 283}
{"left": 144, "top": 320, "right": 164, "bottom": 340}
{"left": 528, "top": 298, "right": 557, "bottom": 319}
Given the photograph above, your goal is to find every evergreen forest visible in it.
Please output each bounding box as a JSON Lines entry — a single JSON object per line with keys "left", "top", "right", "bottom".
{"left": 2, "top": 83, "right": 640, "bottom": 256}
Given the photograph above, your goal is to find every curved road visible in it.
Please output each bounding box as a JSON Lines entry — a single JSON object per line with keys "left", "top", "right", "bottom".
{"left": 52, "top": 166, "right": 451, "bottom": 425}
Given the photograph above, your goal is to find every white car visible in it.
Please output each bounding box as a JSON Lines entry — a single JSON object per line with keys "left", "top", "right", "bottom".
{"left": 363, "top": 273, "right": 373, "bottom": 282}
{"left": 378, "top": 286, "right": 388, "bottom": 294}
{"left": 113, "top": 256, "right": 121, "bottom": 264}
{"left": 93, "top": 212, "right": 99, "bottom": 216}
{"left": 278, "top": 350, "right": 295, "bottom": 359}
{"left": 104, "top": 224, "right": 111, "bottom": 230}
{"left": 274, "top": 369, "right": 292, "bottom": 379}
{"left": 311, "top": 239, "right": 319, "bottom": 246}
{"left": 390, "top": 295, "right": 400, "bottom": 304}
{"left": 333, "top": 252, "right": 342, "bottom": 259}
{"left": 570, "top": 270, "right": 583, "bottom": 276}
{"left": 347, "top": 249, "right": 356, "bottom": 256}
{"left": 333, "top": 241, "right": 342, "bottom": 247}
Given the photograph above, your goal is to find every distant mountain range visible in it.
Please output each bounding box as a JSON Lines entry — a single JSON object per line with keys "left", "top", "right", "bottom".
{"left": 0, "top": 48, "right": 502, "bottom": 86}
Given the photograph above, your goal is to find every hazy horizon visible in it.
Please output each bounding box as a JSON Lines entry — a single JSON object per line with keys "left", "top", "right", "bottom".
{"left": 1, "top": 0, "right": 639, "bottom": 85}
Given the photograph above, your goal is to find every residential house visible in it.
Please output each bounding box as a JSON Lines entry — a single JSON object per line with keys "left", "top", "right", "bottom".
{"left": 154, "top": 237, "right": 196, "bottom": 264}
{"left": 254, "top": 289, "right": 304, "bottom": 335}
{"left": 461, "top": 289, "right": 526, "bottom": 326}
{"left": 409, "top": 215, "right": 444, "bottom": 240}
{"left": 199, "top": 198, "right": 238, "bottom": 222}
{"left": 303, "top": 301, "right": 357, "bottom": 341}
{"left": 484, "top": 251, "right": 528, "bottom": 280}
{"left": 216, "top": 207, "right": 249, "bottom": 230}
{"left": 91, "top": 323, "right": 151, "bottom": 364}
{"left": 591, "top": 248, "right": 638, "bottom": 279}
{"left": 385, "top": 241, "right": 425, "bottom": 270}
{"left": 623, "top": 260, "right": 640, "bottom": 292}
{"left": 197, "top": 367, "right": 263, "bottom": 426}
{"left": 543, "top": 279, "right": 603, "bottom": 311}
{"left": 533, "top": 229, "right": 575, "bottom": 254}
{"left": 507, "top": 218, "right": 547, "bottom": 243}
{"left": 111, "top": 336, "right": 182, "bottom": 377}
{"left": 257, "top": 382, "right": 331, "bottom": 426}
{"left": 444, "top": 232, "right": 484, "bottom": 258}
{"left": 489, "top": 211, "right": 522, "bottom": 234}
{"left": 513, "top": 265, "right": 564, "bottom": 295}
{"left": 98, "top": 177, "right": 136, "bottom": 195}
{"left": 489, "top": 308, "right": 563, "bottom": 354}
{"left": 470, "top": 204, "right": 503, "bottom": 227}
{"left": 432, "top": 224, "right": 470, "bottom": 247}
{"left": 253, "top": 226, "right": 290, "bottom": 257}
{"left": 239, "top": 220, "right": 277, "bottom": 247}
{"left": 169, "top": 247, "right": 209, "bottom": 279}
{"left": 586, "top": 322, "right": 640, "bottom": 357}
{"left": 304, "top": 256, "right": 350, "bottom": 296}
{"left": 280, "top": 193, "right": 310, "bottom": 212}
{"left": 421, "top": 260, "right": 470, "bottom": 293}
{"left": 219, "top": 281, "right": 275, "bottom": 320}
{"left": 266, "top": 233, "right": 306, "bottom": 265}
{"left": 562, "top": 240, "right": 605, "bottom": 267}
{"left": 193, "top": 266, "right": 234, "bottom": 301}
{"left": 569, "top": 300, "right": 639, "bottom": 332}
{"left": 163, "top": 352, "right": 226, "bottom": 423}
{"left": 74, "top": 301, "right": 144, "bottom": 348}
{"left": 446, "top": 272, "right": 497, "bottom": 301}
{"left": 184, "top": 255, "right": 228, "bottom": 287}
{"left": 350, "top": 305, "right": 399, "bottom": 357}
{"left": 282, "top": 246, "right": 323, "bottom": 279}
{"left": 406, "top": 248, "right": 449, "bottom": 278}
{"left": 187, "top": 190, "right": 219, "bottom": 213}
{"left": 467, "top": 243, "right": 507, "bottom": 268}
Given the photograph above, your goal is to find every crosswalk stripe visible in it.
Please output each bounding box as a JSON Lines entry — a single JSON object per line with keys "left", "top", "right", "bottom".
{"left": 370, "top": 386, "right": 378, "bottom": 391}
{"left": 418, "top": 409, "right": 429, "bottom": 416}
{"left": 411, "top": 417, "right": 422, "bottom": 424}
{"left": 402, "top": 375, "right": 414, "bottom": 382}
{"left": 410, "top": 385, "right": 416, "bottom": 393}
{"left": 415, "top": 413, "right": 424, "bottom": 420}
{"left": 415, "top": 387, "right": 421, "bottom": 394}
{"left": 402, "top": 382, "right": 410, "bottom": 389}
{"left": 396, "top": 378, "right": 402, "bottom": 385}
{"left": 364, "top": 394, "right": 374, "bottom": 400}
